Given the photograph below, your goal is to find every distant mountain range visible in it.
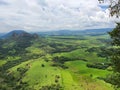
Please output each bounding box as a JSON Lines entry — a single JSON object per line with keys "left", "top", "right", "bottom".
{"left": 0, "top": 33, "right": 4, "bottom": 37}
{"left": 38, "top": 28, "right": 113, "bottom": 36}
{"left": 0, "top": 28, "right": 113, "bottom": 38}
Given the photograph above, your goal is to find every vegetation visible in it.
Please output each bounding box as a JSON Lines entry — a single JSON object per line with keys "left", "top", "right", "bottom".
{"left": 99, "top": 0, "right": 120, "bottom": 17}
{"left": 0, "top": 31, "right": 115, "bottom": 90}
{"left": 104, "top": 23, "right": 120, "bottom": 89}
{"left": 99, "top": 0, "right": 120, "bottom": 89}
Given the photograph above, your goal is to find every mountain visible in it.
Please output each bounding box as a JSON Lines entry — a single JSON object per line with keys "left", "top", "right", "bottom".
{"left": 1, "top": 30, "right": 29, "bottom": 39}
{"left": 38, "top": 28, "right": 113, "bottom": 36}
{"left": 0, "top": 33, "right": 5, "bottom": 37}
{"left": 0, "top": 28, "right": 113, "bottom": 38}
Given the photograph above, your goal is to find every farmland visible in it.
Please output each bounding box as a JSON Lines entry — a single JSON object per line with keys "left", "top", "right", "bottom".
{"left": 0, "top": 32, "right": 114, "bottom": 90}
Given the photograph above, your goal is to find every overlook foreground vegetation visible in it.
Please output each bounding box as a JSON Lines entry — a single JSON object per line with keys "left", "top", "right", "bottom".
{"left": 0, "top": 30, "right": 116, "bottom": 90}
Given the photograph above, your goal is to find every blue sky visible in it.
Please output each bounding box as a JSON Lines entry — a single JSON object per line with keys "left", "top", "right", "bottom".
{"left": 0, "top": 0, "right": 116, "bottom": 32}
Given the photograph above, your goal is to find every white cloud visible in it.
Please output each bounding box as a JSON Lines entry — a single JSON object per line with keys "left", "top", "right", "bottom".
{"left": 0, "top": 0, "right": 116, "bottom": 32}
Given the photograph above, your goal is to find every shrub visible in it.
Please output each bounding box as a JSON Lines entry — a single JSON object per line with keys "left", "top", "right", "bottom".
{"left": 86, "top": 63, "right": 111, "bottom": 70}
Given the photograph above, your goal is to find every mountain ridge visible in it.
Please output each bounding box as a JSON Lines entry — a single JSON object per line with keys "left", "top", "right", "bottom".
{"left": 38, "top": 28, "right": 113, "bottom": 36}
{"left": 1, "top": 30, "right": 28, "bottom": 39}
{"left": 0, "top": 28, "right": 113, "bottom": 38}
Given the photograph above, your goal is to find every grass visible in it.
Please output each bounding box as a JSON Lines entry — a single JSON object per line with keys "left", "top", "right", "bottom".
{"left": 61, "top": 69, "right": 83, "bottom": 90}
{"left": 65, "top": 60, "right": 114, "bottom": 90}
{"left": 0, "top": 60, "right": 6, "bottom": 66}
{"left": 65, "top": 60, "right": 111, "bottom": 78}
{"left": 22, "top": 59, "right": 62, "bottom": 89}
{"left": 4, "top": 34, "right": 115, "bottom": 90}
{"left": 54, "top": 49, "right": 107, "bottom": 63}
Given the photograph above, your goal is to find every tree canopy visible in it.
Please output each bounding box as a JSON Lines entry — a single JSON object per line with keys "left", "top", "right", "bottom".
{"left": 99, "top": 0, "right": 120, "bottom": 17}
{"left": 98, "top": 0, "right": 120, "bottom": 89}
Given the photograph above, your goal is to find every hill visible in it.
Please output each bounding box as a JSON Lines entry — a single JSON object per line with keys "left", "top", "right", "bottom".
{"left": 0, "top": 33, "right": 5, "bottom": 37}
{"left": 0, "top": 30, "right": 114, "bottom": 90}
{"left": 1, "top": 30, "right": 29, "bottom": 39}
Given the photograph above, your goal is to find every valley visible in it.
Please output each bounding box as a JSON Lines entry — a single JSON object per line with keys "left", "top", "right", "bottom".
{"left": 0, "top": 31, "right": 114, "bottom": 90}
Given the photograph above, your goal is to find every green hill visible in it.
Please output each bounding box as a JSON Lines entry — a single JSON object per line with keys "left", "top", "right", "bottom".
{"left": 0, "top": 33, "right": 114, "bottom": 90}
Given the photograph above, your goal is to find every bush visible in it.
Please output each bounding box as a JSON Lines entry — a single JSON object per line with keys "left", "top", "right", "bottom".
{"left": 40, "top": 84, "right": 62, "bottom": 90}
{"left": 41, "top": 64, "right": 45, "bottom": 67}
{"left": 53, "top": 56, "right": 71, "bottom": 64}
{"left": 86, "top": 63, "right": 111, "bottom": 70}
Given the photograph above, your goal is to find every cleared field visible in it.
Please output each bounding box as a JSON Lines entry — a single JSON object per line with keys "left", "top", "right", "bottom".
{"left": 54, "top": 49, "right": 107, "bottom": 63}
{"left": 65, "top": 60, "right": 114, "bottom": 90}
{"left": 23, "top": 59, "right": 62, "bottom": 89}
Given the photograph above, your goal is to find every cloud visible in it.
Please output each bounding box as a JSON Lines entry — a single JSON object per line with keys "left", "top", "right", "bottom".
{"left": 0, "top": 0, "right": 9, "bottom": 5}
{"left": 0, "top": 0, "right": 116, "bottom": 32}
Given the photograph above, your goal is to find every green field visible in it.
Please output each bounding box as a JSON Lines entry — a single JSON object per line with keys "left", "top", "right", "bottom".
{"left": 0, "top": 34, "right": 115, "bottom": 90}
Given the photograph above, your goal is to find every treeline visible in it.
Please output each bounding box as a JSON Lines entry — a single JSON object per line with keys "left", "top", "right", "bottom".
{"left": 86, "top": 62, "right": 112, "bottom": 70}
{"left": 49, "top": 42, "right": 78, "bottom": 53}
{"left": 86, "top": 46, "right": 114, "bottom": 58}
{"left": 51, "top": 56, "right": 72, "bottom": 69}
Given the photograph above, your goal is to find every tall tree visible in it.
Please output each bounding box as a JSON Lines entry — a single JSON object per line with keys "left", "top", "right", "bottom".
{"left": 98, "top": 0, "right": 120, "bottom": 89}
{"left": 107, "top": 23, "right": 120, "bottom": 89}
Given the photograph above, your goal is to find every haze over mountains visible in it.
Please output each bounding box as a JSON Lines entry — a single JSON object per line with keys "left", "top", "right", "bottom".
{"left": 1, "top": 30, "right": 28, "bottom": 38}
{"left": 38, "top": 28, "right": 112, "bottom": 36}
{"left": 0, "top": 28, "right": 113, "bottom": 38}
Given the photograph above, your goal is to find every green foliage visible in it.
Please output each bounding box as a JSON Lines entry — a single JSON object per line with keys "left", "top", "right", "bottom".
{"left": 40, "top": 84, "right": 62, "bottom": 90}
{"left": 0, "top": 34, "right": 115, "bottom": 90}
{"left": 109, "top": 23, "right": 120, "bottom": 46}
{"left": 52, "top": 56, "right": 70, "bottom": 69}
{"left": 106, "top": 23, "right": 120, "bottom": 89}
{"left": 99, "top": 0, "right": 120, "bottom": 17}
{"left": 17, "top": 67, "right": 28, "bottom": 75}
{"left": 105, "top": 73, "right": 120, "bottom": 89}
{"left": 86, "top": 62, "right": 111, "bottom": 70}
{"left": 53, "top": 56, "right": 71, "bottom": 64}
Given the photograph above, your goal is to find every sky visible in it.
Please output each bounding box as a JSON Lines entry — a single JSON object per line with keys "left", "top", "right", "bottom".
{"left": 0, "top": 0, "right": 117, "bottom": 33}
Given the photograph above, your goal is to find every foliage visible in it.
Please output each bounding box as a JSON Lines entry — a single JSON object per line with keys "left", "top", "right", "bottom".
{"left": 106, "top": 23, "right": 120, "bottom": 89}
{"left": 0, "top": 33, "right": 114, "bottom": 90}
{"left": 40, "top": 84, "right": 62, "bottom": 90}
{"left": 52, "top": 56, "right": 70, "bottom": 69}
{"left": 105, "top": 73, "right": 120, "bottom": 89}
{"left": 86, "top": 62, "right": 111, "bottom": 70}
{"left": 99, "top": 0, "right": 120, "bottom": 17}
{"left": 109, "top": 23, "right": 120, "bottom": 46}
{"left": 53, "top": 56, "right": 72, "bottom": 64}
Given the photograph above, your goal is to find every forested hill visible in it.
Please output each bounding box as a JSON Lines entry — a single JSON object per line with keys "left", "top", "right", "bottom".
{"left": 0, "top": 30, "right": 39, "bottom": 59}
{"left": 1, "top": 30, "right": 39, "bottom": 39}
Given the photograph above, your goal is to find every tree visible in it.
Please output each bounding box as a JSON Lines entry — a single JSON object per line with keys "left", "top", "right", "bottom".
{"left": 99, "top": 0, "right": 120, "bottom": 17}
{"left": 105, "top": 23, "right": 120, "bottom": 89}
{"left": 98, "top": 0, "right": 120, "bottom": 89}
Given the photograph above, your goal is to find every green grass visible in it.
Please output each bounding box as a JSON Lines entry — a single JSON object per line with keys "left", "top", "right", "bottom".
{"left": 61, "top": 69, "right": 83, "bottom": 90}
{"left": 65, "top": 60, "right": 114, "bottom": 90}
{"left": 54, "top": 49, "right": 107, "bottom": 63}
{"left": 0, "top": 60, "right": 6, "bottom": 66}
{"left": 23, "top": 59, "right": 62, "bottom": 89}
{"left": 65, "top": 60, "right": 111, "bottom": 78}
{"left": 4, "top": 34, "right": 115, "bottom": 90}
